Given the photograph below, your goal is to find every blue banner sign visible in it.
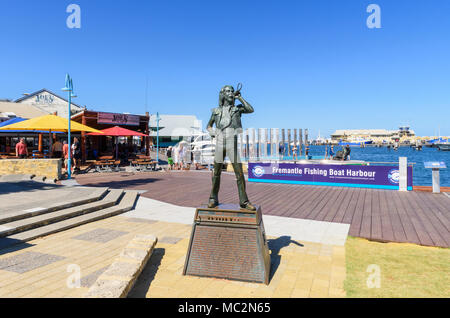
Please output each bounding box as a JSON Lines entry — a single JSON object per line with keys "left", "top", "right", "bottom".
{"left": 248, "top": 162, "right": 413, "bottom": 190}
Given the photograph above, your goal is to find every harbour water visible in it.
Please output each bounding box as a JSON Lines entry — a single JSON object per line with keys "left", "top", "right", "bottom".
{"left": 288, "top": 145, "right": 450, "bottom": 187}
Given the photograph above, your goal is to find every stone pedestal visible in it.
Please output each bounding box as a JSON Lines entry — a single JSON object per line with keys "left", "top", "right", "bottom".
{"left": 183, "top": 204, "right": 271, "bottom": 284}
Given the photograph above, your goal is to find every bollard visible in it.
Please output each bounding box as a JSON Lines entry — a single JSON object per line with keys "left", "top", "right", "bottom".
{"left": 424, "top": 161, "right": 446, "bottom": 194}
{"left": 399, "top": 157, "right": 408, "bottom": 192}
{"left": 432, "top": 168, "right": 440, "bottom": 194}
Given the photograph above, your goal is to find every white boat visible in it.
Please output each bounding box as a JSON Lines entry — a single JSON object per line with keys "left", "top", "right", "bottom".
{"left": 189, "top": 132, "right": 215, "bottom": 165}
{"left": 338, "top": 136, "right": 373, "bottom": 146}
{"left": 436, "top": 141, "right": 450, "bottom": 151}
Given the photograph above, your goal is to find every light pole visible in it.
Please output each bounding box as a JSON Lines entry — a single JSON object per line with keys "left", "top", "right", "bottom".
{"left": 62, "top": 74, "right": 76, "bottom": 179}
{"left": 156, "top": 112, "right": 160, "bottom": 166}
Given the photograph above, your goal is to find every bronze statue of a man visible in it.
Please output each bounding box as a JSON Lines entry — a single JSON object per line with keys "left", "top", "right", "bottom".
{"left": 206, "top": 85, "right": 256, "bottom": 211}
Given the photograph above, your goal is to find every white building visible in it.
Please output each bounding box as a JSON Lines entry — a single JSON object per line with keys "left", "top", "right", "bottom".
{"left": 149, "top": 114, "right": 203, "bottom": 147}
{"left": 331, "top": 127, "right": 416, "bottom": 142}
{"left": 0, "top": 101, "right": 48, "bottom": 122}
{"left": 14, "top": 89, "right": 84, "bottom": 118}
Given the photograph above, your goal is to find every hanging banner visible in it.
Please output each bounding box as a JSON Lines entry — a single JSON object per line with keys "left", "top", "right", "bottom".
{"left": 97, "top": 112, "right": 140, "bottom": 126}
{"left": 248, "top": 162, "right": 413, "bottom": 190}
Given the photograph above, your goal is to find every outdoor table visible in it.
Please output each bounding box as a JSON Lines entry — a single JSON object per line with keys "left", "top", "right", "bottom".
{"left": 94, "top": 159, "right": 120, "bottom": 173}
{"left": 136, "top": 155, "right": 151, "bottom": 160}
{"left": 130, "top": 159, "right": 157, "bottom": 172}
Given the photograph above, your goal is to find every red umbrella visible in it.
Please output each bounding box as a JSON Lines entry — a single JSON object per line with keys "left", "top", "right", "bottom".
{"left": 87, "top": 126, "right": 147, "bottom": 137}
{"left": 87, "top": 126, "right": 148, "bottom": 159}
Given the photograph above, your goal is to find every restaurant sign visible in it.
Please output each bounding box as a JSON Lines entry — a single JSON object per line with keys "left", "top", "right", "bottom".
{"left": 97, "top": 112, "right": 140, "bottom": 126}
{"left": 248, "top": 162, "right": 413, "bottom": 190}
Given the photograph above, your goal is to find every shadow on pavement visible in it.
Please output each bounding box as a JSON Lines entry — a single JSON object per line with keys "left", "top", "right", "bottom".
{"left": 0, "top": 238, "right": 35, "bottom": 256}
{"left": 0, "top": 181, "right": 60, "bottom": 195}
{"left": 127, "top": 248, "right": 165, "bottom": 298}
{"left": 268, "top": 236, "right": 304, "bottom": 282}
{"left": 77, "top": 177, "right": 163, "bottom": 190}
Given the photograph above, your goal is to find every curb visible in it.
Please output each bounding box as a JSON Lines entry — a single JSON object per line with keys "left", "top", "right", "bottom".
{"left": 84, "top": 234, "right": 158, "bottom": 298}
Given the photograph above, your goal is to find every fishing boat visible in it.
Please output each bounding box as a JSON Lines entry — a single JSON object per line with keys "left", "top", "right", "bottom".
{"left": 425, "top": 137, "right": 448, "bottom": 148}
{"left": 436, "top": 141, "right": 450, "bottom": 151}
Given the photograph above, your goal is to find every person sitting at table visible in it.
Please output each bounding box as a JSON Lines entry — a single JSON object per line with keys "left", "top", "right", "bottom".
{"left": 16, "top": 138, "right": 28, "bottom": 159}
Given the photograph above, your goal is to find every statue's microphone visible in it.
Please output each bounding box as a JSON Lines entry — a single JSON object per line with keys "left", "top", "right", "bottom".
{"left": 234, "top": 83, "right": 243, "bottom": 97}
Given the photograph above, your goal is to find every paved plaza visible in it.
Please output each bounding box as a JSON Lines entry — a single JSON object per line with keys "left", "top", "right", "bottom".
{"left": 0, "top": 177, "right": 348, "bottom": 298}
{"left": 0, "top": 214, "right": 346, "bottom": 298}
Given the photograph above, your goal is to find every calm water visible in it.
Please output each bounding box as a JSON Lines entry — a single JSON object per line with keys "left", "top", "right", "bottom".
{"left": 252, "top": 144, "right": 450, "bottom": 187}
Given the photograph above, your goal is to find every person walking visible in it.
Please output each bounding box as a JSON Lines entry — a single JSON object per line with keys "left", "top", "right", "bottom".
{"left": 179, "top": 144, "right": 186, "bottom": 170}
{"left": 166, "top": 146, "right": 174, "bottom": 170}
{"left": 15, "top": 138, "right": 28, "bottom": 159}
{"left": 292, "top": 144, "right": 298, "bottom": 161}
{"left": 328, "top": 146, "right": 335, "bottom": 159}
{"left": 52, "top": 138, "right": 63, "bottom": 158}
{"left": 63, "top": 140, "right": 72, "bottom": 174}
{"left": 173, "top": 144, "right": 180, "bottom": 170}
{"left": 72, "top": 137, "right": 81, "bottom": 172}
{"left": 193, "top": 146, "right": 201, "bottom": 170}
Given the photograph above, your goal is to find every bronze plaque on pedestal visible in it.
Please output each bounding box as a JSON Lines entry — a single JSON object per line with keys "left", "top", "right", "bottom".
{"left": 183, "top": 204, "right": 271, "bottom": 284}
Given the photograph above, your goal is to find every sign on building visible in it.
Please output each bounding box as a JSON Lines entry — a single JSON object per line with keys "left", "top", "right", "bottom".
{"left": 97, "top": 112, "right": 140, "bottom": 126}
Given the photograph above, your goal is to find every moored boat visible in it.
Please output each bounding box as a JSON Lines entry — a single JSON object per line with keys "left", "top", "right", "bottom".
{"left": 436, "top": 141, "right": 450, "bottom": 151}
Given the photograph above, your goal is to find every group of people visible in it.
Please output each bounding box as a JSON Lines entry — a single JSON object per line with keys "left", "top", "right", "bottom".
{"left": 54, "top": 137, "right": 82, "bottom": 174}
{"left": 166, "top": 143, "right": 201, "bottom": 171}
{"left": 327, "top": 144, "right": 351, "bottom": 161}
{"left": 14, "top": 137, "right": 81, "bottom": 174}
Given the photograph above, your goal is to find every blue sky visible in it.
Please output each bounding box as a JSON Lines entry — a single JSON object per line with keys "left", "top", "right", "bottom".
{"left": 0, "top": 0, "right": 449, "bottom": 138}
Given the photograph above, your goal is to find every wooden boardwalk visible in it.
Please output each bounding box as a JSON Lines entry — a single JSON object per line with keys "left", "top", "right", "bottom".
{"left": 75, "top": 171, "right": 450, "bottom": 248}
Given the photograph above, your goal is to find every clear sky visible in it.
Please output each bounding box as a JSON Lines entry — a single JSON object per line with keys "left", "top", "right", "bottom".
{"left": 1, "top": 0, "right": 449, "bottom": 138}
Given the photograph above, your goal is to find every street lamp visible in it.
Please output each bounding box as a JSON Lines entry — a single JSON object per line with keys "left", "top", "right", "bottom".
{"left": 62, "top": 74, "right": 76, "bottom": 179}
{"left": 156, "top": 112, "right": 160, "bottom": 166}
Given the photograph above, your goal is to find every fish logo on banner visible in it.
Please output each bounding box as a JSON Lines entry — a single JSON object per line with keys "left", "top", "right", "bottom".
{"left": 388, "top": 169, "right": 400, "bottom": 184}
{"left": 252, "top": 166, "right": 265, "bottom": 178}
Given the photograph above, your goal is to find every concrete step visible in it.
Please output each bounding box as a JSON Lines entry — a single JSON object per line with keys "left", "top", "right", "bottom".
{"left": 0, "top": 189, "right": 124, "bottom": 237}
{"left": 0, "top": 174, "right": 34, "bottom": 182}
{"left": 0, "top": 191, "right": 139, "bottom": 248}
{"left": 0, "top": 187, "right": 110, "bottom": 225}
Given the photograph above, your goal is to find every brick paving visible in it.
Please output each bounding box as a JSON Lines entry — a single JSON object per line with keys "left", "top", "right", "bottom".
{"left": 0, "top": 214, "right": 346, "bottom": 298}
